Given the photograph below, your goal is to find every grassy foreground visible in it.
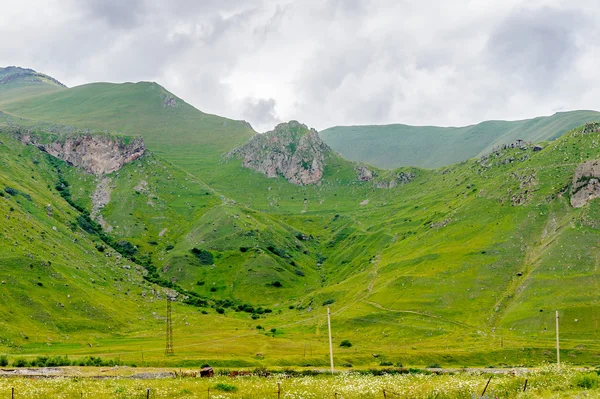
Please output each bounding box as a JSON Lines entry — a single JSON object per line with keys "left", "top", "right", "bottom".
{"left": 0, "top": 365, "right": 599, "bottom": 398}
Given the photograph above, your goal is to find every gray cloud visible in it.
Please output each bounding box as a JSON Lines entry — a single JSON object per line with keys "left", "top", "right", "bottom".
{"left": 486, "top": 7, "right": 587, "bottom": 92}
{"left": 1, "top": 1, "right": 600, "bottom": 132}
{"left": 81, "top": 0, "right": 147, "bottom": 28}
{"left": 242, "top": 98, "right": 279, "bottom": 129}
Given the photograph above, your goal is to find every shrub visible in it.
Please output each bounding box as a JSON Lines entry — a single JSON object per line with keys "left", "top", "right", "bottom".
{"left": 214, "top": 383, "right": 237, "bottom": 392}
{"left": 575, "top": 373, "right": 599, "bottom": 389}
{"left": 426, "top": 363, "right": 442, "bottom": 369}
{"left": 270, "top": 281, "right": 282, "bottom": 288}
{"left": 114, "top": 240, "right": 138, "bottom": 257}
{"left": 0, "top": 354, "right": 8, "bottom": 367}
{"left": 270, "top": 328, "right": 277, "bottom": 334}
{"left": 165, "top": 245, "right": 174, "bottom": 251}
{"left": 196, "top": 281, "right": 205, "bottom": 286}
{"left": 322, "top": 299, "right": 335, "bottom": 306}
{"left": 215, "top": 307, "right": 225, "bottom": 314}
{"left": 201, "top": 310, "right": 208, "bottom": 314}
{"left": 210, "top": 287, "right": 217, "bottom": 292}
{"left": 339, "top": 340, "right": 352, "bottom": 348}
{"left": 190, "top": 248, "right": 214, "bottom": 265}
{"left": 13, "top": 358, "right": 28, "bottom": 367}
{"left": 380, "top": 361, "right": 393, "bottom": 366}
{"left": 4, "top": 186, "right": 17, "bottom": 196}
{"left": 256, "top": 325, "right": 263, "bottom": 330}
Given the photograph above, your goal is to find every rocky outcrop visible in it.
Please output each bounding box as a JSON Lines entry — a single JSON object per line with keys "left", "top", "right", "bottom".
{"left": 376, "top": 171, "right": 415, "bottom": 189}
{"left": 228, "top": 121, "right": 331, "bottom": 185}
{"left": 356, "top": 165, "right": 375, "bottom": 181}
{"left": 20, "top": 132, "right": 145, "bottom": 175}
{"left": 571, "top": 160, "right": 600, "bottom": 208}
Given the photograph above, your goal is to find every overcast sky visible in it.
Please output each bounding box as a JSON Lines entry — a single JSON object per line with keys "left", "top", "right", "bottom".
{"left": 1, "top": 0, "right": 599, "bottom": 132}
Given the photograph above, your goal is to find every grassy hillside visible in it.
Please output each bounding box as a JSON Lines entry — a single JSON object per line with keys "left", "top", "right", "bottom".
{"left": 0, "top": 81, "right": 255, "bottom": 176}
{"left": 1, "top": 70, "right": 600, "bottom": 367}
{"left": 321, "top": 110, "right": 600, "bottom": 169}
{"left": 0, "top": 66, "right": 65, "bottom": 105}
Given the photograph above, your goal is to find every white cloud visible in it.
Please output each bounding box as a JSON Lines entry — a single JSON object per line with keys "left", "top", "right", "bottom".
{"left": 0, "top": 0, "right": 599, "bottom": 132}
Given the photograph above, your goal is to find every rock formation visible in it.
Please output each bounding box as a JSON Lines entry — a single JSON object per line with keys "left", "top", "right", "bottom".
{"left": 228, "top": 121, "right": 331, "bottom": 185}
{"left": 376, "top": 171, "right": 415, "bottom": 189}
{"left": 20, "top": 132, "right": 145, "bottom": 175}
{"left": 571, "top": 160, "right": 600, "bottom": 208}
{"left": 356, "top": 165, "right": 375, "bottom": 181}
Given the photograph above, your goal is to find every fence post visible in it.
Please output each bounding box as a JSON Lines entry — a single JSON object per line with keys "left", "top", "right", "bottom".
{"left": 207, "top": 387, "right": 210, "bottom": 399}
{"left": 12, "top": 387, "right": 15, "bottom": 399}
{"left": 481, "top": 376, "right": 492, "bottom": 396}
{"left": 146, "top": 388, "right": 150, "bottom": 399}
{"left": 382, "top": 388, "right": 387, "bottom": 398}
{"left": 523, "top": 379, "right": 528, "bottom": 392}
{"left": 277, "top": 382, "right": 281, "bottom": 399}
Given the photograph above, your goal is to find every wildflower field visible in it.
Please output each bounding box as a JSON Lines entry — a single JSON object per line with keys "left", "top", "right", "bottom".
{"left": 1, "top": 366, "right": 599, "bottom": 399}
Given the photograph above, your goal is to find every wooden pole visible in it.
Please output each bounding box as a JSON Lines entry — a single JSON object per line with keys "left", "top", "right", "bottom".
{"left": 523, "top": 379, "right": 528, "bottom": 392}
{"left": 556, "top": 310, "right": 560, "bottom": 366}
{"left": 327, "top": 307, "right": 334, "bottom": 374}
{"left": 12, "top": 387, "right": 14, "bottom": 399}
{"left": 207, "top": 387, "right": 210, "bottom": 399}
{"left": 383, "top": 388, "right": 387, "bottom": 398}
{"left": 277, "top": 382, "right": 281, "bottom": 399}
{"left": 146, "top": 388, "right": 150, "bottom": 399}
{"left": 481, "top": 376, "right": 492, "bottom": 396}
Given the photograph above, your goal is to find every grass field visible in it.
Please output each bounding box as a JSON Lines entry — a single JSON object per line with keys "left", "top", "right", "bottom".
{"left": 0, "top": 366, "right": 599, "bottom": 398}
{"left": 1, "top": 76, "right": 600, "bottom": 369}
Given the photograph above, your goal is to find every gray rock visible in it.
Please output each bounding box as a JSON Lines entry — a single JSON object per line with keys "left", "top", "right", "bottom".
{"left": 571, "top": 160, "right": 600, "bottom": 208}
{"left": 228, "top": 121, "right": 330, "bottom": 185}
{"left": 20, "top": 132, "right": 145, "bottom": 175}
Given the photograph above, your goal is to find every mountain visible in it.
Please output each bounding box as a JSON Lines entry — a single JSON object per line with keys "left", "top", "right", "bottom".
{"left": 320, "top": 110, "right": 600, "bottom": 169}
{"left": 0, "top": 80, "right": 255, "bottom": 178}
{"left": 1, "top": 67, "right": 600, "bottom": 368}
{"left": 0, "top": 66, "right": 66, "bottom": 105}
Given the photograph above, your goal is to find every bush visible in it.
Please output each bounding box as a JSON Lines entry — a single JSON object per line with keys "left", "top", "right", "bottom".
{"left": 215, "top": 307, "right": 225, "bottom": 314}
{"left": 114, "top": 240, "right": 138, "bottom": 257}
{"left": 0, "top": 354, "right": 8, "bottom": 367}
{"left": 426, "top": 363, "right": 442, "bottom": 369}
{"left": 380, "top": 361, "right": 393, "bottom": 366}
{"left": 339, "top": 340, "right": 352, "bottom": 348}
{"left": 214, "top": 383, "right": 237, "bottom": 392}
{"left": 4, "top": 186, "right": 18, "bottom": 196}
{"left": 575, "top": 373, "right": 599, "bottom": 389}
{"left": 322, "top": 299, "right": 335, "bottom": 306}
{"left": 210, "top": 287, "right": 217, "bottom": 292}
{"left": 270, "top": 281, "right": 282, "bottom": 288}
{"left": 165, "top": 245, "right": 174, "bottom": 251}
{"left": 190, "top": 248, "right": 214, "bottom": 265}
{"left": 13, "top": 358, "right": 28, "bottom": 367}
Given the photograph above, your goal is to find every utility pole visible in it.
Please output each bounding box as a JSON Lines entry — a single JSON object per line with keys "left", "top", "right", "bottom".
{"left": 327, "top": 307, "right": 334, "bottom": 374}
{"left": 556, "top": 310, "right": 560, "bottom": 366}
{"left": 165, "top": 297, "right": 174, "bottom": 355}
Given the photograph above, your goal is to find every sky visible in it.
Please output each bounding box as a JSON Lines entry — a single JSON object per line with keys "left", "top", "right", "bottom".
{"left": 1, "top": 0, "right": 599, "bottom": 132}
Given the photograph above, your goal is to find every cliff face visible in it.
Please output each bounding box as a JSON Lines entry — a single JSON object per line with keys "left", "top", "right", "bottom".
{"left": 229, "top": 121, "right": 331, "bottom": 185}
{"left": 571, "top": 160, "right": 600, "bottom": 208}
{"left": 20, "top": 132, "right": 145, "bottom": 175}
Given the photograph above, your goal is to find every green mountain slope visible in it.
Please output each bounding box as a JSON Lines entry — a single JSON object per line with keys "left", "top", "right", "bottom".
{"left": 1, "top": 68, "right": 600, "bottom": 367}
{"left": 0, "top": 81, "right": 255, "bottom": 177}
{"left": 0, "top": 66, "right": 65, "bottom": 105}
{"left": 321, "top": 110, "right": 600, "bottom": 169}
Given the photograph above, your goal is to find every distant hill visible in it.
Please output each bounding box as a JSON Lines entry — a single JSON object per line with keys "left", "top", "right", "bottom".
{"left": 0, "top": 66, "right": 66, "bottom": 105}
{"left": 0, "top": 80, "right": 256, "bottom": 176}
{"left": 320, "top": 110, "right": 600, "bottom": 169}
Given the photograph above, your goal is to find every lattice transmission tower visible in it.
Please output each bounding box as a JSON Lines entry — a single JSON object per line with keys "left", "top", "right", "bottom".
{"left": 165, "top": 297, "right": 174, "bottom": 355}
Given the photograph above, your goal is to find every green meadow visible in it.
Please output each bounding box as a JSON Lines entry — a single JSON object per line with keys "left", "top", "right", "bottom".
{"left": 0, "top": 72, "right": 600, "bottom": 370}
